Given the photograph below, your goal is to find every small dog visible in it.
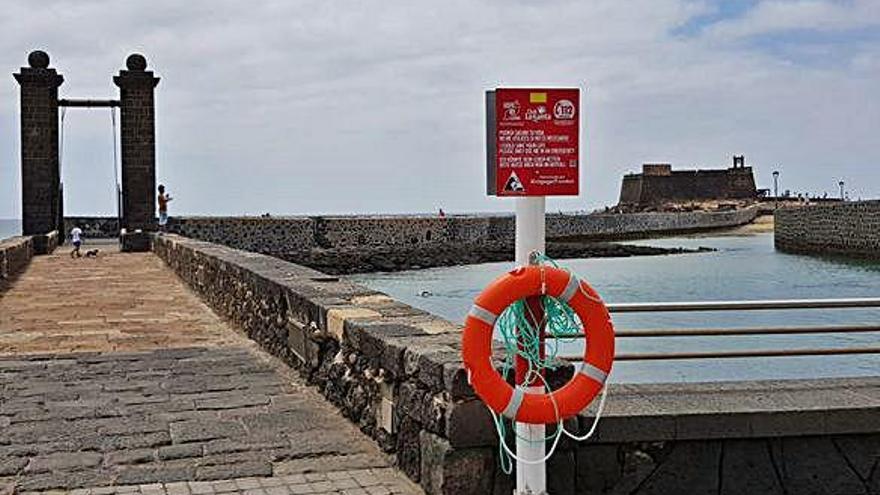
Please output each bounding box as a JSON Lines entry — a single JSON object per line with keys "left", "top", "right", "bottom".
{"left": 84, "top": 249, "right": 100, "bottom": 258}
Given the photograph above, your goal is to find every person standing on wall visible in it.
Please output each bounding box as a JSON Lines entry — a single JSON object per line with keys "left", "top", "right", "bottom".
{"left": 157, "top": 184, "right": 173, "bottom": 234}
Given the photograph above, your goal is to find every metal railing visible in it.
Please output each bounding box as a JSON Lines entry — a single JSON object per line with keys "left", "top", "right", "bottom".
{"left": 559, "top": 297, "right": 880, "bottom": 361}
{"left": 607, "top": 297, "right": 880, "bottom": 313}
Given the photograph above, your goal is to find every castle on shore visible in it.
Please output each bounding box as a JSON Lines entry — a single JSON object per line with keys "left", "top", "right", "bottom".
{"left": 618, "top": 155, "right": 758, "bottom": 209}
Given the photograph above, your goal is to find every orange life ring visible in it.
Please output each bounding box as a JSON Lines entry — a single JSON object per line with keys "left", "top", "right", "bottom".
{"left": 461, "top": 265, "right": 614, "bottom": 425}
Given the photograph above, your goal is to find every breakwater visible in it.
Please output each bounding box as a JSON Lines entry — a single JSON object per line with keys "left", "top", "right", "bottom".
{"left": 775, "top": 200, "right": 880, "bottom": 259}
{"left": 153, "top": 233, "right": 879, "bottom": 495}
{"left": 65, "top": 207, "right": 756, "bottom": 272}
{"left": 174, "top": 207, "right": 759, "bottom": 249}
{"left": 293, "top": 241, "right": 711, "bottom": 275}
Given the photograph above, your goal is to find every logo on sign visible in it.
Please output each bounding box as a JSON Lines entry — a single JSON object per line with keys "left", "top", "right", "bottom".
{"left": 525, "top": 106, "right": 551, "bottom": 123}
{"left": 554, "top": 99, "right": 576, "bottom": 120}
{"left": 503, "top": 172, "right": 525, "bottom": 193}
{"left": 502, "top": 100, "right": 521, "bottom": 121}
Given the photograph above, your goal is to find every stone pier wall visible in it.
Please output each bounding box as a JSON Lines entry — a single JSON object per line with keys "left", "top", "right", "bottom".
{"left": 546, "top": 205, "right": 758, "bottom": 240}
{"left": 0, "top": 236, "right": 34, "bottom": 281}
{"left": 63, "top": 217, "right": 120, "bottom": 239}
{"left": 153, "top": 234, "right": 879, "bottom": 495}
{"left": 775, "top": 200, "right": 880, "bottom": 258}
{"left": 66, "top": 206, "right": 757, "bottom": 249}
{"left": 31, "top": 230, "right": 58, "bottom": 255}
{"left": 170, "top": 217, "right": 316, "bottom": 253}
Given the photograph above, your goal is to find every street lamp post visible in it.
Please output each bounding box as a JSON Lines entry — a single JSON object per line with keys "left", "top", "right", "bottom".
{"left": 839, "top": 180, "right": 845, "bottom": 201}
{"left": 772, "top": 170, "right": 780, "bottom": 209}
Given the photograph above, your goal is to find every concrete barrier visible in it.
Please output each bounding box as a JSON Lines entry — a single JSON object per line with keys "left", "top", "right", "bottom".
{"left": 776, "top": 200, "right": 880, "bottom": 258}
{"left": 153, "top": 234, "right": 879, "bottom": 495}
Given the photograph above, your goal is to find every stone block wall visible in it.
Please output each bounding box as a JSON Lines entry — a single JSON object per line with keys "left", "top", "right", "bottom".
{"left": 31, "top": 230, "right": 58, "bottom": 255}
{"left": 114, "top": 55, "right": 160, "bottom": 232}
{"left": 167, "top": 217, "right": 316, "bottom": 254}
{"left": 315, "top": 216, "right": 452, "bottom": 248}
{"left": 14, "top": 52, "right": 64, "bottom": 236}
{"left": 775, "top": 200, "right": 880, "bottom": 258}
{"left": 65, "top": 207, "right": 756, "bottom": 274}
{"left": 123, "top": 206, "right": 758, "bottom": 255}
{"left": 64, "top": 207, "right": 758, "bottom": 250}
{"left": 153, "top": 234, "right": 879, "bottom": 495}
{"left": 120, "top": 231, "right": 152, "bottom": 252}
{"left": 546, "top": 206, "right": 758, "bottom": 240}
{"left": 64, "top": 217, "right": 120, "bottom": 239}
{"left": 0, "top": 236, "right": 34, "bottom": 281}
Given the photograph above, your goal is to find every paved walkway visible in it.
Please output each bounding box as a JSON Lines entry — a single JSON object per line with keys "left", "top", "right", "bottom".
{"left": 0, "top": 242, "right": 237, "bottom": 355}
{"left": 0, "top": 245, "right": 420, "bottom": 494}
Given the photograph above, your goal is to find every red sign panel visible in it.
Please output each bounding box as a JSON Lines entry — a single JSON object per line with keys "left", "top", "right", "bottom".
{"left": 487, "top": 88, "right": 580, "bottom": 196}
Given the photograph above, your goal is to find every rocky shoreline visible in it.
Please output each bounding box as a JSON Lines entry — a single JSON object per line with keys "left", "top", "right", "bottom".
{"left": 282, "top": 241, "right": 713, "bottom": 275}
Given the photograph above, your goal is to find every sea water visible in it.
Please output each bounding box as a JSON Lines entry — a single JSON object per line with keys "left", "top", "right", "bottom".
{"left": 350, "top": 232, "right": 880, "bottom": 383}
{"left": 0, "top": 219, "right": 22, "bottom": 240}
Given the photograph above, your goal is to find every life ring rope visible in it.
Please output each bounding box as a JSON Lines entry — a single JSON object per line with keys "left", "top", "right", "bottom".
{"left": 494, "top": 346, "right": 610, "bottom": 422}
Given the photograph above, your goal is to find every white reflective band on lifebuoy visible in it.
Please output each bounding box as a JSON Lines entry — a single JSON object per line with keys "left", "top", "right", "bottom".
{"left": 558, "top": 274, "right": 580, "bottom": 303}
{"left": 578, "top": 362, "right": 608, "bottom": 384}
{"left": 502, "top": 385, "right": 526, "bottom": 419}
{"left": 468, "top": 305, "right": 498, "bottom": 326}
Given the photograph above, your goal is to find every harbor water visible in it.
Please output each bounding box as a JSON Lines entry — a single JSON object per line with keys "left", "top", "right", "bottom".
{"left": 0, "top": 219, "right": 21, "bottom": 239}
{"left": 350, "top": 232, "right": 880, "bottom": 383}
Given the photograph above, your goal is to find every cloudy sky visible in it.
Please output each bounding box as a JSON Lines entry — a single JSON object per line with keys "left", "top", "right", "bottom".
{"left": 1, "top": 0, "right": 878, "bottom": 218}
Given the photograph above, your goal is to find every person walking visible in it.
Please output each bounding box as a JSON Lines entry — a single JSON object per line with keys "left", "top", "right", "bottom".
{"left": 157, "top": 184, "right": 173, "bottom": 233}
{"left": 69, "top": 225, "right": 83, "bottom": 258}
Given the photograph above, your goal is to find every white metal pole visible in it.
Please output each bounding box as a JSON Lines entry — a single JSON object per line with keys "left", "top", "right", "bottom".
{"left": 515, "top": 197, "right": 546, "bottom": 267}
{"left": 514, "top": 195, "right": 546, "bottom": 495}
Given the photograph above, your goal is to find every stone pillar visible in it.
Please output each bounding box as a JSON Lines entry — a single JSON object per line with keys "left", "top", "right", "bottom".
{"left": 13, "top": 51, "right": 63, "bottom": 236}
{"left": 113, "top": 54, "right": 160, "bottom": 232}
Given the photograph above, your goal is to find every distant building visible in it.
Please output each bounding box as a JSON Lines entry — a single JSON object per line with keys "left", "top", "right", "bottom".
{"left": 618, "top": 155, "right": 757, "bottom": 208}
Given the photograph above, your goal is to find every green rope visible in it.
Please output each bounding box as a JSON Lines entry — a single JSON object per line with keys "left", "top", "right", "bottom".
{"left": 492, "top": 252, "right": 586, "bottom": 473}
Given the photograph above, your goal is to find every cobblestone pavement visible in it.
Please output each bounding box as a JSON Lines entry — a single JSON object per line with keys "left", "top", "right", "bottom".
{"left": 20, "top": 469, "right": 409, "bottom": 495}
{"left": 0, "top": 248, "right": 421, "bottom": 494}
{"left": 0, "top": 243, "right": 238, "bottom": 355}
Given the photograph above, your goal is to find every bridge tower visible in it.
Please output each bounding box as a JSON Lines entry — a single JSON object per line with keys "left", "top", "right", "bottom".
{"left": 114, "top": 54, "right": 160, "bottom": 233}
{"left": 13, "top": 51, "right": 64, "bottom": 236}
{"left": 14, "top": 50, "right": 160, "bottom": 239}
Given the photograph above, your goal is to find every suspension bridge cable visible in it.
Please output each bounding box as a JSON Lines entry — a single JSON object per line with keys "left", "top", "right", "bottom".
{"left": 59, "top": 107, "right": 66, "bottom": 176}
{"left": 110, "top": 107, "right": 122, "bottom": 230}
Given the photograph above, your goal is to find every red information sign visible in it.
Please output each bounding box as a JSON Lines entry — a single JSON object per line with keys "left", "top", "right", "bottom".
{"left": 486, "top": 88, "right": 580, "bottom": 196}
